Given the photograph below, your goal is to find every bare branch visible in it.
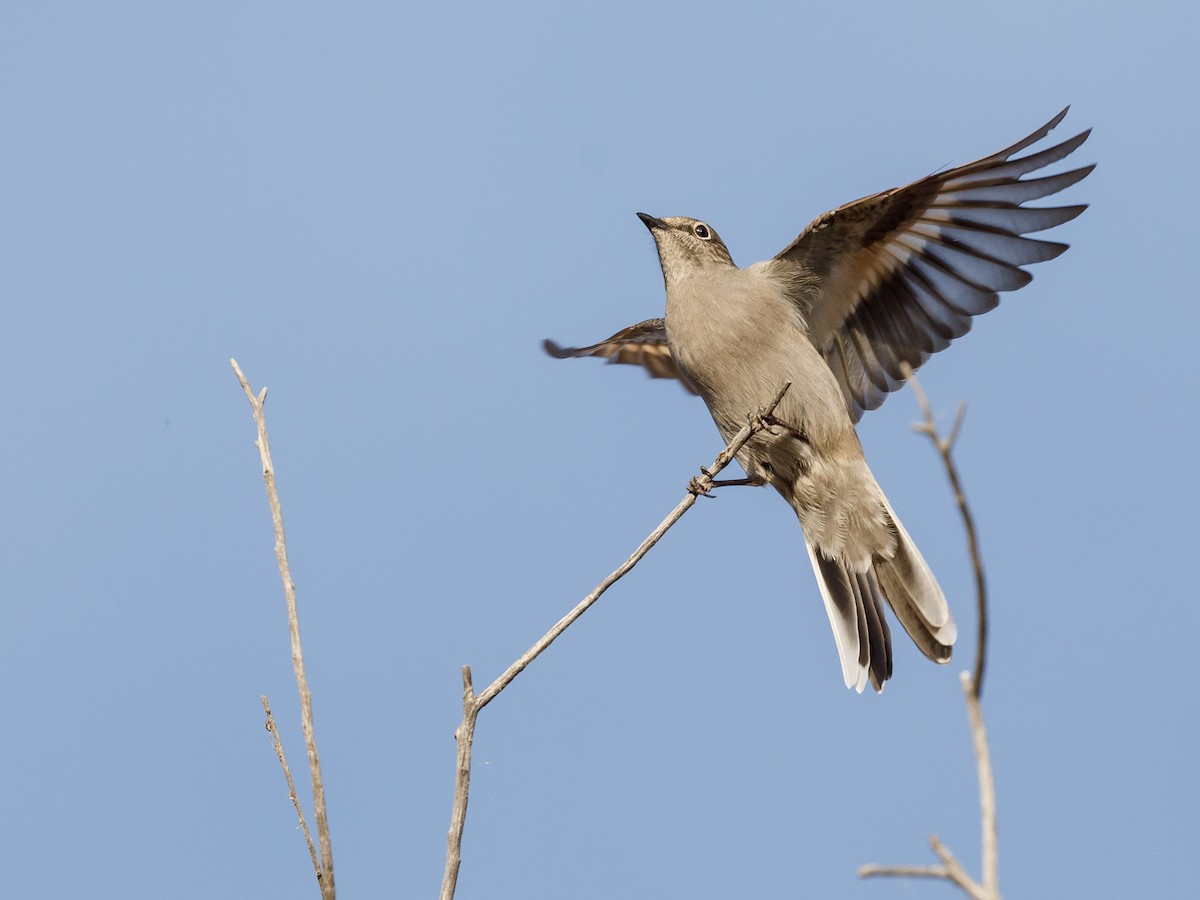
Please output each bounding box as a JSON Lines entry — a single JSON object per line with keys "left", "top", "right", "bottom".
{"left": 439, "top": 383, "right": 792, "bottom": 900}
{"left": 901, "top": 364, "right": 988, "bottom": 699}
{"left": 262, "top": 696, "right": 320, "bottom": 876}
{"left": 232, "top": 359, "right": 335, "bottom": 900}
{"left": 961, "top": 671, "right": 999, "bottom": 896}
{"left": 440, "top": 667, "right": 479, "bottom": 900}
{"left": 930, "top": 834, "right": 989, "bottom": 900}
{"left": 474, "top": 380, "right": 791, "bottom": 713}
{"left": 859, "top": 863, "right": 950, "bottom": 881}
{"left": 861, "top": 830, "right": 988, "bottom": 899}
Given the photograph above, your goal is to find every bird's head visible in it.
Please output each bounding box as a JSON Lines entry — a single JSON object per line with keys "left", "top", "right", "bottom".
{"left": 637, "top": 213, "right": 735, "bottom": 288}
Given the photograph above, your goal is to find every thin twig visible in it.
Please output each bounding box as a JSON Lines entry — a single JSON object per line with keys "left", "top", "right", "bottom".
{"left": 439, "top": 667, "right": 479, "bottom": 900}
{"left": 858, "top": 863, "right": 951, "bottom": 881}
{"left": 860, "top": 835, "right": 985, "bottom": 899}
{"left": 262, "top": 696, "right": 321, "bottom": 875}
{"left": 438, "top": 382, "right": 792, "bottom": 900}
{"left": 474, "top": 379, "right": 791, "bottom": 713}
{"left": 232, "top": 359, "right": 335, "bottom": 900}
{"left": 902, "top": 364, "right": 988, "bottom": 699}
{"left": 930, "top": 834, "right": 989, "bottom": 900}
{"left": 860, "top": 847, "right": 985, "bottom": 900}
{"left": 961, "top": 671, "right": 999, "bottom": 896}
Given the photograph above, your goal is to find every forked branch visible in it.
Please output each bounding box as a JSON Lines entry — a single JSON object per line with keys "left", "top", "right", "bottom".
{"left": 261, "top": 695, "right": 321, "bottom": 877}
{"left": 232, "top": 359, "right": 335, "bottom": 900}
{"left": 439, "top": 382, "right": 792, "bottom": 900}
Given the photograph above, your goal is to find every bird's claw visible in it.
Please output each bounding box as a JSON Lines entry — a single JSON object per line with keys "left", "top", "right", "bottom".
{"left": 752, "top": 412, "right": 805, "bottom": 441}
{"left": 749, "top": 411, "right": 781, "bottom": 436}
{"left": 688, "top": 469, "right": 716, "bottom": 497}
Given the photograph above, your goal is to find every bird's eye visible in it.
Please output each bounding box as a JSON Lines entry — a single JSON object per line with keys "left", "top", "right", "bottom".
{"left": 692, "top": 223, "right": 711, "bottom": 240}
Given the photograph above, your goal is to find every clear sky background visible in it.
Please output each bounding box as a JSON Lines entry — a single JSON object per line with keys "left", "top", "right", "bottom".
{"left": 2, "top": 3, "right": 1195, "bottom": 898}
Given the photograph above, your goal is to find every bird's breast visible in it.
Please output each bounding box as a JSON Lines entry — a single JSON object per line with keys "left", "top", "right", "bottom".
{"left": 663, "top": 269, "right": 850, "bottom": 449}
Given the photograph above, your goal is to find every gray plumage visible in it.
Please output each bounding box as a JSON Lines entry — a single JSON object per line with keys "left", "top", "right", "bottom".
{"left": 546, "top": 109, "right": 1091, "bottom": 691}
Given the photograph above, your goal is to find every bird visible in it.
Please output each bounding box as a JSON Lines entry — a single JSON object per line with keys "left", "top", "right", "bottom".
{"left": 544, "top": 109, "right": 1092, "bottom": 692}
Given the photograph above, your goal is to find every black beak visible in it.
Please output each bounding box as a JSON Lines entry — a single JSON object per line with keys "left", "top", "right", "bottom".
{"left": 637, "top": 212, "right": 666, "bottom": 231}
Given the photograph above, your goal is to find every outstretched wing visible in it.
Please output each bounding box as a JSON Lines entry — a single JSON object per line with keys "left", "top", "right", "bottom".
{"left": 543, "top": 317, "right": 699, "bottom": 394}
{"left": 771, "top": 108, "right": 1093, "bottom": 421}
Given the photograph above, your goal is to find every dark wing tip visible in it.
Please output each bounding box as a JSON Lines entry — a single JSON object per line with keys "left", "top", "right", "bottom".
{"left": 1046, "top": 203, "right": 1090, "bottom": 229}
{"left": 543, "top": 338, "right": 575, "bottom": 359}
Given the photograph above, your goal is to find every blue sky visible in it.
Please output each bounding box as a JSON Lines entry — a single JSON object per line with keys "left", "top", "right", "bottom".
{"left": 1, "top": 3, "right": 1195, "bottom": 897}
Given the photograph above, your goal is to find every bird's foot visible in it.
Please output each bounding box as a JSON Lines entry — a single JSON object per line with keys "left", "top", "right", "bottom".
{"left": 753, "top": 412, "right": 807, "bottom": 443}
{"left": 750, "top": 411, "right": 782, "bottom": 435}
{"left": 688, "top": 468, "right": 716, "bottom": 497}
{"left": 689, "top": 467, "right": 763, "bottom": 495}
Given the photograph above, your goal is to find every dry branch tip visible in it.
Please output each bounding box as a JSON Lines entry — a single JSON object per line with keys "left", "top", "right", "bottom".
{"left": 234, "top": 363, "right": 335, "bottom": 898}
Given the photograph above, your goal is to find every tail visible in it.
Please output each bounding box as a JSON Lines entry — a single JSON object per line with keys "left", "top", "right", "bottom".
{"left": 875, "top": 499, "right": 957, "bottom": 667}
{"left": 805, "top": 542, "right": 893, "bottom": 692}
{"left": 804, "top": 501, "right": 956, "bottom": 693}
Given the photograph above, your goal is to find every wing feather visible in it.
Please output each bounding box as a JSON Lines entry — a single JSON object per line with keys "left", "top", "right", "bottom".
{"left": 542, "top": 318, "right": 698, "bottom": 394}
{"left": 772, "top": 108, "right": 1092, "bottom": 420}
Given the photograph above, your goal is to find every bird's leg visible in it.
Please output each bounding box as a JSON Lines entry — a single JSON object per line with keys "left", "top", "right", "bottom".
{"left": 755, "top": 412, "right": 806, "bottom": 441}
{"left": 688, "top": 467, "right": 766, "bottom": 497}
{"left": 749, "top": 411, "right": 781, "bottom": 436}
{"left": 709, "top": 476, "right": 763, "bottom": 488}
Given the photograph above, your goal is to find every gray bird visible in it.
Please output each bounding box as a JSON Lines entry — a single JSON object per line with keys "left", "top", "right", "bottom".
{"left": 545, "top": 109, "right": 1092, "bottom": 692}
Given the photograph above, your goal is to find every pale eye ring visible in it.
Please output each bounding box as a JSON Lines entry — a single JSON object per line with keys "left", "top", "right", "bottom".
{"left": 692, "top": 222, "right": 712, "bottom": 240}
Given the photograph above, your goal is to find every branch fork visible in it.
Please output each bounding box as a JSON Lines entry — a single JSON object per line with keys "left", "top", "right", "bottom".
{"left": 232, "top": 359, "right": 336, "bottom": 900}
{"left": 439, "top": 382, "right": 792, "bottom": 900}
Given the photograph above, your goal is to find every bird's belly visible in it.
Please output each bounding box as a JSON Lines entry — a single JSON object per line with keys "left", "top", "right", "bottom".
{"left": 669, "top": 314, "right": 846, "bottom": 443}
{"left": 664, "top": 282, "right": 864, "bottom": 515}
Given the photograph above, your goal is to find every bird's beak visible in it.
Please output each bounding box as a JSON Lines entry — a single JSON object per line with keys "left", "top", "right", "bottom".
{"left": 637, "top": 212, "right": 666, "bottom": 231}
